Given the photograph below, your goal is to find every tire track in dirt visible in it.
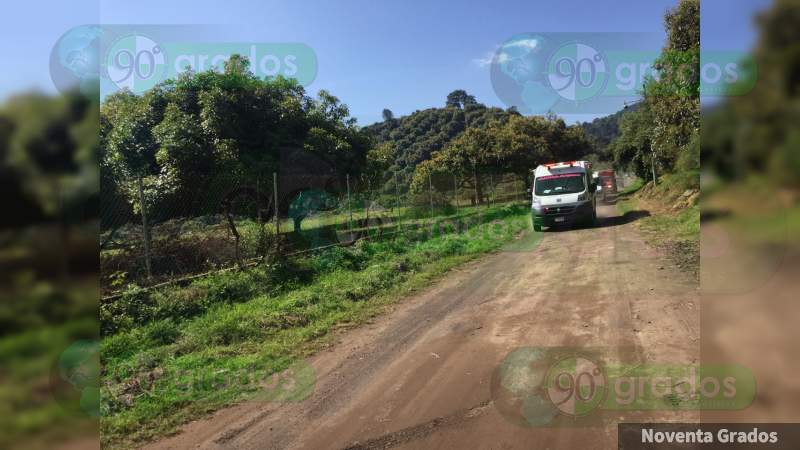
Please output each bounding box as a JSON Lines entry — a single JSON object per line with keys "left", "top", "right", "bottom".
{"left": 145, "top": 204, "right": 700, "bottom": 450}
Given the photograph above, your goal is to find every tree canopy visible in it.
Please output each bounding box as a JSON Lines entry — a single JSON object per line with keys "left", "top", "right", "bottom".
{"left": 409, "top": 114, "right": 591, "bottom": 199}
{"left": 608, "top": 0, "right": 700, "bottom": 182}
{"left": 101, "top": 54, "right": 369, "bottom": 221}
{"left": 0, "top": 89, "right": 98, "bottom": 227}
{"left": 702, "top": 0, "right": 800, "bottom": 186}
{"left": 364, "top": 91, "right": 595, "bottom": 200}
{"left": 364, "top": 92, "right": 522, "bottom": 189}
{"left": 445, "top": 90, "right": 478, "bottom": 109}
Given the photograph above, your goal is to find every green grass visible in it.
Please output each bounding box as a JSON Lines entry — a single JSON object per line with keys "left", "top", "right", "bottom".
{"left": 738, "top": 205, "right": 800, "bottom": 246}
{"left": 100, "top": 203, "right": 531, "bottom": 448}
{"left": 616, "top": 174, "right": 699, "bottom": 244}
{"left": 100, "top": 202, "right": 529, "bottom": 336}
{"left": 618, "top": 178, "right": 644, "bottom": 196}
{"left": 703, "top": 176, "right": 800, "bottom": 248}
{"left": 100, "top": 201, "right": 522, "bottom": 293}
{"left": 639, "top": 204, "right": 700, "bottom": 243}
{"left": 0, "top": 281, "right": 99, "bottom": 450}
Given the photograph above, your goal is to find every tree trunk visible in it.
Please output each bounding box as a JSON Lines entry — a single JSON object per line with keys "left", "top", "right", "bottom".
{"left": 472, "top": 166, "right": 483, "bottom": 206}
{"left": 293, "top": 215, "right": 304, "bottom": 233}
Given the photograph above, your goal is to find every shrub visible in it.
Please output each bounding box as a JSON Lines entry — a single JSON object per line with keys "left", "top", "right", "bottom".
{"left": 188, "top": 310, "right": 260, "bottom": 346}
{"left": 102, "top": 329, "right": 144, "bottom": 361}
{"left": 195, "top": 272, "right": 250, "bottom": 305}
{"left": 430, "top": 235, "right": 467, "bottom": 256}
{"left": 311, "top": 246, "right": 364, "bottom": 273}
{"left": 768, "top": 131, "right": 800, "bottom": 188}
{"left": 101, "top": 285, "right": 155, "bottom": 335}
{"left": 404, "top": 204, "right": 454, "bottom": 219}
{"left": 153, "top": 287, "right": 208, "bottom": 321}
{"left": 145, "top": 319, "right": 181, "bottom": 346}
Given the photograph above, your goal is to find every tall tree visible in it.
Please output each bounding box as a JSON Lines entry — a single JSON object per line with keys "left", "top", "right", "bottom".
{"left": 411, "top": 115, "right": 591, "bottom": 200}
{"left": 445, "top": 90, "right": 477, "bottom": 109}
{"left": 610, "top": 0, "right": 699, "bottom": 182}
{"left": 101, "top": 54, "right": 369, "bottom": 220}
{"left": 703, "top": 0, "right": 800, "bottom": 187}
{"left": 644, "top": 0, "right": 700, "bottom": 174}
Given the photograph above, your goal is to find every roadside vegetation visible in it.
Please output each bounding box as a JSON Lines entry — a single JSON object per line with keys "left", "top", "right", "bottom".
{"left": 618, "top": 172, "right": 699, "bottom": 242}
{"left": 617, "top": 174, "right": 700, "bottom": 275}
{"left": 96, "top": 2, "right": 706, "bottom": 445}
{"left": 701, "top": 175, "right": 800, "bottom": 262}
{"left": 0, "top": 88, "right": 100, "bottom": 448}
{"left": 701, "top": 0, "right": 800, "bottom": 251}
{"left": 96, "top": 22, "right": 591, "bottom": 449}
{"left": 602, "top": 0, "right": 700, "bottom": 274}
{"left": 0, "top": 276, "right": 98, "bottom": 449}
{"left": 100, "top": 203, "right": 530, "bottom": 448}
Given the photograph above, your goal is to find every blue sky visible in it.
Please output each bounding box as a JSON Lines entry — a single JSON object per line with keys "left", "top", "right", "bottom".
{"left": 1, "top": 0, "right": 773, "bottom": 124}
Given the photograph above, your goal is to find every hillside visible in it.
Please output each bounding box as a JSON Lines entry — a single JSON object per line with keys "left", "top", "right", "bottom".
{"left": 578, "top": 103, "right": 640, "bottom": 158}
{"left": 363, "top": 91, "right": 641, "bottom": 193}
{"left": 363, "top": 101, "right": 517, "bottom": 187}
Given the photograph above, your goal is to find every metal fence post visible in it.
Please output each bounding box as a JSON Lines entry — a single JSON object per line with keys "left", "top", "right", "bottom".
{"left": 394, "top": 172, "right": 402, "bottom": 234}
{"left": 256, "top": 176, "right": 262, "bottom": 223}
{"left": 137, "top": 176, "right": 152, "bottom": 280}
{"left": 489, "top": 173, "right": 494, "bottom": 208}
{"left": 346, "top": 173, "right": 353, "bottom": 233}
{"left": 473, "top": 165, "right": 479, "bottom": 207}
{"left": 273, "top": 172, "right": 279, "bottom": 235}
{"left": 650, "top": 143, "right": 658, "bottom": 185}
{"left": 428, "top": 173, "right": 434, "bottom": 217}
{"left": 453, "top": 174, "right": 459, "bottom": 211}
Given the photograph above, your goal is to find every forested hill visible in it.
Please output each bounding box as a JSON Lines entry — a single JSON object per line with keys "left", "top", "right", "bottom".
{"left": 362, "top": 91, "right": 519, "bottom": 182}
{"left": 363, "top": 90, "right": 636, "bottom": 187}
{"left": 579, "top": 107, "right": 629, "bottom": 155}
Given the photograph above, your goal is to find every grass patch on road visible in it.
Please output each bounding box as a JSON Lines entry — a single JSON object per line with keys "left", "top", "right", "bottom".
{"left": 100, "top": 203, "right": 530, "bottom": 449}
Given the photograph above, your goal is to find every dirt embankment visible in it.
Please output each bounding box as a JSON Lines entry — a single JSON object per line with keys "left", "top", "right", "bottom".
{"left": 617, "top": 180, "right": 700, "bottom": 279}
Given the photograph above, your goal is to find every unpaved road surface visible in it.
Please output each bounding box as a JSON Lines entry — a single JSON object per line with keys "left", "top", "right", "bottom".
{"left": 147, "top": 204, "right": 700, "bottom": 450}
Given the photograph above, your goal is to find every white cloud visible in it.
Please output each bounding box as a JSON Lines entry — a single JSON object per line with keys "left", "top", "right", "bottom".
{"left": 503, "top": 38, "right": 539, "bottom": 51}
{"left": 472, "top": 46, "right": 511, "bottom": 68}
{"left": 472, "top": 38, "right": 538, "bottom": 68}
{"left": 472, "top": 51, "right": 496, "bottom": 68}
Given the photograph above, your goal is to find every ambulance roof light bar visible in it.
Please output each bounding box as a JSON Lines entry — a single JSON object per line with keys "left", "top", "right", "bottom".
{"left": 544, "top": 161, "right": 578, "bottom": 169}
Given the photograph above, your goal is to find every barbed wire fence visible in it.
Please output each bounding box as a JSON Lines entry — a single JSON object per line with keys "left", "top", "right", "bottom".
{"left": 100, "top": 166, "right": 528, "bottom": 299}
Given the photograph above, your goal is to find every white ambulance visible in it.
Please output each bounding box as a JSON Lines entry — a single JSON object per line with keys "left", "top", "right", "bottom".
{"left": 531, "top": 161, "right": 598, "bottom": 231}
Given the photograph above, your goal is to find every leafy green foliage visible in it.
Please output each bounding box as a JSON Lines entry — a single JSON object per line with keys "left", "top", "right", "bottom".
{"left": 0, "top": 90, "right": 98, "bottom": 224}
{"left": 609, "top": 106, "right": 655, "bottom": 179}
{"left": 445, "top": 89, "right": 477, "bottom": 109}
{"left": 410, "top": 114, "right": 591, "bottom": 197}
{"left": 703, "top": 0, "right": 800, "bottom": 188}
{"left": 362, "top": 91, "right": 517, "bottom": 188}
{"left": 101, "top": 55, "right": 369, "bottom": 222}
{"left": 609, "top": 0, "right": 699, "bottom": 185}
{"left": 579, "top": 105, "right": 638, "bottom": 157}
{"left": 100, "top": 204, "right": 530, "bottom": 447}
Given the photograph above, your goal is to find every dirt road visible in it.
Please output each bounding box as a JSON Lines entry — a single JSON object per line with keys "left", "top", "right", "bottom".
{"left": 147, "top": 204, "right": 700, "bottom": 450}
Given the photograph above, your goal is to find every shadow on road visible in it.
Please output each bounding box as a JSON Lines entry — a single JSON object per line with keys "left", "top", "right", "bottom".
{"left": 542, "top": 209, "right": 649, "bottom": 232}
{"left": 700, "top": 208, "right": 732, "bottom": 222}
{"left": 599, "top": 198, "right": 618, "bottom": 206}
{"left": 596, "top": 210, "right": 651, "bottom": 228}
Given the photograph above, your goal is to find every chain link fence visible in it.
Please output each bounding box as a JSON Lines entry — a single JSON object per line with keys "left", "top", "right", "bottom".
{"left": 100, "top": 160, "right": 528, "bottom": 297}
